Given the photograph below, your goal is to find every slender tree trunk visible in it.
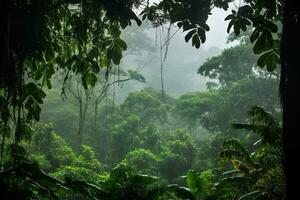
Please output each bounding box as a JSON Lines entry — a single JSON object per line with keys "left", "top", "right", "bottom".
{"left": 93, "top": 89, "right": 107, "bottom": 134}
{"left": 280, "top": 1, "right": 300, "bottom": 199}
{"left": 93, "top": 102, "right": 99, "bottom": 134}
{"left": 0, "top": 1, "right": 9, "bottom": 76}
{"left": 0, "top": 1, "right": 7, "bottom": 166}
{"left": 78, "top": 98, "right": 84, "bottom": 145}
{"left": 81, "top": 89, "right": 89, "bottom": 144}
{"left": 76, "top": 84, "right": 89, "bottom": 145}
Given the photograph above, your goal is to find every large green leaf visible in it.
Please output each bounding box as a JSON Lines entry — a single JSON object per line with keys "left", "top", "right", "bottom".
{"left": 185, "top": 29, "right": 196, "bottom": 42}
{"left": 257, "top": 50, "right": 280, "bottom": 71}
{"left": 253, "top": 30, "right": 273, "bottom": 54}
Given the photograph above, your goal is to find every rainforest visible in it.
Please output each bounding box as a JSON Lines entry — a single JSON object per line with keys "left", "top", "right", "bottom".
{"left": 1, "top": 0, "right": 300, "bottom": 199}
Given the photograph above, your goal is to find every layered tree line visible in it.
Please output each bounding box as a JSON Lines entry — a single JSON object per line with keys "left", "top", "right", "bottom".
{"left": 0, "top": 0, "right": 299, "bottom": 199}
{"left": 20, "top": 40, "right": 284, "bottom": 199}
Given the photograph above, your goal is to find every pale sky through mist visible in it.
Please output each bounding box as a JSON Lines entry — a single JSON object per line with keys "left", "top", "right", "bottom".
{"left": 203, "top": 7, "right": 234, "bottom": 49}
{"left": 115, "top": 4, "right": 238, "bottom": 101}
{"left": 144, "top": 0, "right": 235, "bottom": 49}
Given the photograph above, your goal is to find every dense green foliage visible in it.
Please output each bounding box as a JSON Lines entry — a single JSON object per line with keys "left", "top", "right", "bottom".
{"left": 2, "top": 42, "right": 279, "bottom": 199}
{"left": 1, "top": 41, "right": 285, "bottom": 200}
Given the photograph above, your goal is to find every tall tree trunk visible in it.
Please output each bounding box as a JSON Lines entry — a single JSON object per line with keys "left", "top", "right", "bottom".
{"left": 78, "top": 98, "right": 84, "bottom": 145}
{"left": 280, "top": 1, "right": 300, "bottom": 199}
{"left": 76, "top": 82, "right": 89, "bottom": 146}
{"left": 93, "top": 102, "right": 99, "bottom": 134}
{"left": 93, "top": 90, "right": 107, "bottom": 135}
{"left": 78, "top": 88, "right": 89, "bottom": 145}
{"left": 82, "top": 89, "right": 89, "bottom": 143}
{"left": 0, "top": 2, "right": 7, "bottom": 169}
{"left": 0, "top": 1, "right": 9, "bottom": 76}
